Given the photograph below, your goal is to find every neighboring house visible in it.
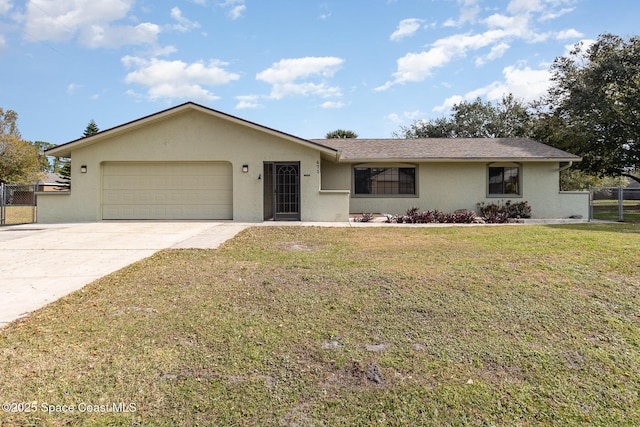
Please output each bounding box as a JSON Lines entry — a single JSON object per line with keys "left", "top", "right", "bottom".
{"left": 626, "top": 179, "right": 640, "bottom": 200}
{"left": 38, "top": 102, "right": 588, "bottom": 223}
{"left": 36, "top": 172, "right": 69, "bottom": 192}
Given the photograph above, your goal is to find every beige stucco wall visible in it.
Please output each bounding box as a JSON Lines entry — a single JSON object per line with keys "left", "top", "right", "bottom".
{"left": 37, "top": 109, "right": 585, "bottom": 223}
{"left": 324, "top": 161, "right": 588, "bottom": 219}
{"left": 38, "top": 109, "right": 347, "bottom": 223}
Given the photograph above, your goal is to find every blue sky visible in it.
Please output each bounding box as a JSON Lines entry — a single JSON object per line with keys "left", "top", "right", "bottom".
{"left": 1, "top": 0, "right": 638, "bottom": 146}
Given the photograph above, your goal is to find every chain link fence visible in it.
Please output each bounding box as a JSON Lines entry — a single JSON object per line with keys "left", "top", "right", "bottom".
{"left": 0, "top": 183, "right": 37, "bottom": 225}
{"left": 590, "top": 186, "right": 640, "bottom": 222}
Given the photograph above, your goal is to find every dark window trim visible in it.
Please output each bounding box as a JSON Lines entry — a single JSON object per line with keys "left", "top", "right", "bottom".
{"left": 352, "top": 164, "right": 418, "bottom": 198}
{"left": 487, "top": 163, "right": 522, "bottom": 198}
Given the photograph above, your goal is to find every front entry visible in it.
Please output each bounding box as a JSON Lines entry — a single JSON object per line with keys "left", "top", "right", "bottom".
{"left": 263, "top": 162, "right": 300, "bottom": 221}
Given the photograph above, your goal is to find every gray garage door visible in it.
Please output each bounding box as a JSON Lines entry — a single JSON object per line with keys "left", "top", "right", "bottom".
{"left": 102, "top": 162, "right": 232, "bottom": 220}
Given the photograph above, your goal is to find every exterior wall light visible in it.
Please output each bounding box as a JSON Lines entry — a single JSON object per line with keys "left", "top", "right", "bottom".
{"left": 80, "top": 165, "right": 88, "bottom": 173}
{"left": 242, "top": 164, "right": 249, "bottom": 173}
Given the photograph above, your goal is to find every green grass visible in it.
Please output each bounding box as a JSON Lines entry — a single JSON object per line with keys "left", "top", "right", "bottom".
{"left": 591, "top": 203, "right": 640, "bottom": 222}
{"left": 1, "top": 224, "right": 639, "bottom": 425}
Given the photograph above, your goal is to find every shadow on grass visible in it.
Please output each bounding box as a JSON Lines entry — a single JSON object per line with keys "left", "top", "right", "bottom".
{"left": 545, "top": 222, "right": 640, "bottom": 234}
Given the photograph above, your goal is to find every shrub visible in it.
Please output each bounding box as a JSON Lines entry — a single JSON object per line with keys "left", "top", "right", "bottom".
{"left": 386, "top": 207, "right": 476, "bottom": 224}
{"left": 477, "top": 200, "right": 532, "bottom": 223}
{"left": 353, "top": 213, "right": 375, "bottom": 222}
{"left": 505, "top": 200, "right": 532, "bottom": 218}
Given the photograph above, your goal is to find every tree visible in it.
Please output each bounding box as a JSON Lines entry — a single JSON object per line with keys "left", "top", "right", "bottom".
{"left": 325, "top": 129, "right": 358, "bottom": 139}
{"left": 32, "top": 141, "right": 60, "bottom": 173}
{"left": 83, "top": 119, "right": 100, "bottom": 137}
{"left": 393, "top": 117, "right": 455, "bottom": 138}
{"left": 0, "top": 108, "right": 42, "bottom": 184}
{"left": 56, "top": 161, "right": 71, "bottom": 189}
{"left": 57, "top": 119, "right": 101, "bottom": 189}
{"left": 538, "top": 34, "right": 640, "bottom": 184}
{"left": 560, "top": 169, "right": 628, "bottom": 191}
{"left": 394, "top": 94, "right": 533, "bottom": 139}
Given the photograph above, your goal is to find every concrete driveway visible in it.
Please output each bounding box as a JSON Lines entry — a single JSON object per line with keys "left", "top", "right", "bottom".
{"left": 0, "top": 221, "right": 249, "bottom": 327}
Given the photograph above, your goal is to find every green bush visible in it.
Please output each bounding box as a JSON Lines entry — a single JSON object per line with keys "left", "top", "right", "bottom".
{"left": 477, "top": 200, "right": 531, "bottom": 223}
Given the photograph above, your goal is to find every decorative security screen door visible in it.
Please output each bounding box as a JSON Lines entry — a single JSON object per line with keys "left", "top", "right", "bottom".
{"left": 264, "top": 162, "right": 300, "bottom": 221}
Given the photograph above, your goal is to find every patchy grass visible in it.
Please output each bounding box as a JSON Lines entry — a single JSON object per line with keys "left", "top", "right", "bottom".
{"left": 1, "top": 224, "right": 639, "bottom": 425}
{"left": 1, "top": 206, "right": 36, "bottom": 225}
{"left": 592, "top": 203, "right": 640, "bottom": 222}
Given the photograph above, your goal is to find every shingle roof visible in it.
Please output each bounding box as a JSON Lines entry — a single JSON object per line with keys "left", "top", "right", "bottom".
{"left": 311, "top": 138, "right": 580, "bottom": 162}
{"left": 38, "top": 172, "right": 67, "bottom": 185}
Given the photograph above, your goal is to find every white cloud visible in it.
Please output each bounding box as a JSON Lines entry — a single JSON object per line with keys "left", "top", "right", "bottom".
{"left": 434, "top": 64, "right": 551, "bottom": 112}
{"left": 508, "top": 0, "right": 576, "bottom": 20}
{"left": 257, "top": 57, "right": 343, "bottom": 83}
{"left": 555, "top": 28, "right": 583, "bottom": 40}
{"left": 445, "top": 0, "right": 481, "bottom": 27}
{"left": 540, "top": 7, "right": 574, "bottom": 21}
{"left": 476, "top": 42, "right": 510, "bottom": 66}
{"left": 219, "top": 0, "right": 245, "bottom": 20}
{"left": 433, "top": 95, "right": 465, "bottom": 112}
{"left": 256, "top": 56, "right": 344, "bottom": 100}
{"left": 235, "top": 95, "right": 263, "bottom": 109}
{"left": 390, "top": 18, "right": 424, "bottom": 41}
{"left": 404, "top": 110, "right": 425, "bottom": 120}
{"left": 507, "top": 0, "right": 545, "bottom": 14}
{"left": 377, "top": 0, "right": 578, "bottom": 90}
{"left": 386, "top": 113, "right": 402, "bottom": 124}
{"left": 321, "top": 101, "right": 344, "bottom": 109}
{"left": 0, "top": 0, "right": 12, "bottom": 15}
{"left": 492, "top": 64, "right": 552, "bottom": 100}
{"left": 147, "top": 44, "right": 178, "bottom": 57}
{"left": 483, "top": 13, "right": 535, "bottom": 39}
{"left": 122, "top": 56, "right": 240, "bottom": 101}
{"left": 23, "top": 0, "right": 160, "bottom": 48}
{"left": 318, "top": 3, "right": 331, "bottom": 20}
{"left": 459, "top": 0, "right": 481, "bottom": 24}
{"left": 170, "top": 7, "right": 200, "bottom": 32}
{"left": 67, "top": 83, "right": 82, "bottom": 94}
{"left": 442, "top": 19, "right": 457, "bottom": 28}
{"left": 376, "top": 30, "right": 508, "bottom": 90}
{"left": 82, "top": 22, "right": 160, "bottom": 48}
{"left": 561, "top": 38, "right": 594, "bottom": 57}
{"left": 385, "top": 110, "right": 427, "bottom": 126}
{"left": 0, "top": 34, "right": 6, "bottom": 51}
{"left": 228, "top": 5, "right": 245, "bottom": 20}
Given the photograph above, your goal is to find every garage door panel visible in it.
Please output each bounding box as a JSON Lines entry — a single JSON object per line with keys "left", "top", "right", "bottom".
{"left": 102, "top": 162, "right": 232, "bottom": 220}
{"left": 103, "top": 175, "right": 232, "bottom": 191}
{"left": 102, "top": 204, "right": 232, "bottom": 219}
{"left": 104, "top": 189, "right": 233, "bottom": 204}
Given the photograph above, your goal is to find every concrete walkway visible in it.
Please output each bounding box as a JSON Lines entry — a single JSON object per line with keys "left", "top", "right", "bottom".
{"left": 0, "top": 222, "right": 250, "bottom": 327}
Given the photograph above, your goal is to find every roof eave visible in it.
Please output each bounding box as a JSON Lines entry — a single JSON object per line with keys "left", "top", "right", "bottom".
{"left": 337, "top": 156, "right": 582, "bottom": 163}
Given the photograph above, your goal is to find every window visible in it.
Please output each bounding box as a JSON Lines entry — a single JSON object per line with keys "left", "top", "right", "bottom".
{"left": 488, "top": 165, "right": 520, "bottom": 195}
{"left": 354, "top": 167, "right": 416, "bottom": 195}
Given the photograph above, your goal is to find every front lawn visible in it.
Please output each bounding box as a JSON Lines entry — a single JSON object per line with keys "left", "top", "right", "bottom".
{"left": 1, "top": 224, "right": 639, "bottom": 425}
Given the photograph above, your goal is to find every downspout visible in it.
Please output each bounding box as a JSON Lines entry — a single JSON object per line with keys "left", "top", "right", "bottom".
{"left": 559, "top": 161, "right": 573, "bottom": 172}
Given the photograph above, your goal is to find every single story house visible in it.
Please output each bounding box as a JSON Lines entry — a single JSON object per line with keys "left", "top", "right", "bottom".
{"left": 36, "top": 172, "right": 69, "bottom": 192}
{"left": 38, "top": 102, "right": 588, "bottom": 223}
